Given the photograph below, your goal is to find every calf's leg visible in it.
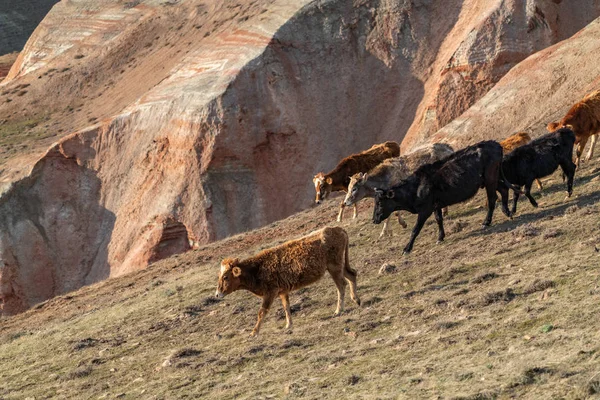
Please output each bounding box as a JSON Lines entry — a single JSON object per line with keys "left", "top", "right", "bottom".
{"left": 403, "top": 210, "right": 432, "bottom": 255}
{"left": 336, "top": 201, "right": 345, "bottom": 222}
{"left": 585, "top": 134, "right": 598, "bottom": 162}
{"left": 535, "top": 179, "right": 543, "bottom": 191}
{"left": 434, "top": 208, "right": 445, "bottom": 244}
{"left": 343, "top": 253, "right": 361, "bottom": 307}
{"left": 280, "top": 293, "right": 293, "bottom": 330}
{"left": 560, "top": 159, "right": 576, "bottom": 198}
{"left": 251, "top": 293, "right": 275, "bottom": 337}
{"left": 496, "top": 183, "right": 512, "bottom": 218}
{"left": 397, "top": 212, "right": 407, "bottom": 228}
{"left": 524, "top": 181, "right": 538, "bottom": 208}
{"left": 511, "top": 188, "right": 521, "bottom": 214}
{"left": 379, "top": 217, "right": 391, "bottom": 239}
{"left": 483, "top": 183, "right": 498, "bottom": 227}
{"left": 330, "top": 270, "right": 347, "bottom": 316}
{"left": 352, "top": 204, "right": 358, "bottom": 219}
{"left": 575, "top": 136, "right": 589, "bottom": 168}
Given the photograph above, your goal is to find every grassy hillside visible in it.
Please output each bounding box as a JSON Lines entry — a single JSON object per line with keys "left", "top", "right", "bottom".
{"left": 2, "top": 159, "right": 600, "bottom": 399}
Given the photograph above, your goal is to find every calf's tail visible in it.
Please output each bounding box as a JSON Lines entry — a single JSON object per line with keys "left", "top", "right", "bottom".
{"left": 499, "top": 161, "right": 523, "bottom": 194}
{"left": 342, "top": 230, "right": 358, "bottom": 278}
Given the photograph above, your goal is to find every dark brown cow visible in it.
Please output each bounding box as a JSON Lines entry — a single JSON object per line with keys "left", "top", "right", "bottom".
{"left": 313, "top": 141, "right": 400, "bottom": 221}
{"left": 215, "top": 227, "right": 360, "bottom": 337}
{"left": 547, "top": 89, "right": 600, "bottom": 168}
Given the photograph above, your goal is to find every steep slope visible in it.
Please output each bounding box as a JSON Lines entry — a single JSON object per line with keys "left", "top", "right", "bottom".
{"left": 402, "top": 0, "right": 600, "bottom": 149}
{"left": 433, "top": 16, "right": 600, "bottom": 149}
{"left": 2, "top": 156, "right": 600, "bottom": 399}
{"left": 2, "top": 0, "right": 600, "bottom": 316}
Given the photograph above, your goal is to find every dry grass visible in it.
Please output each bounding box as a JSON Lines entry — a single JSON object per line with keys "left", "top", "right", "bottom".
{"left": 2, "top": 161, "right": 600, "bottom": 399}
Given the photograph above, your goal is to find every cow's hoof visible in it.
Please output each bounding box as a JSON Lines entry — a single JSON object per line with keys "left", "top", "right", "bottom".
{"left": 249, "top": 331, "right": 259, "bottom": 338}
{"left": 402, "top": 250, "right": 411, "bottom": 256}
{"left": 333, "top": 310, "right": 342, "bottom": 317}
{"left": 481, "top": 224, "right": 489, "bottom": 230}
{"left": 436, "top": 240, "right": 443, "bottom": 245}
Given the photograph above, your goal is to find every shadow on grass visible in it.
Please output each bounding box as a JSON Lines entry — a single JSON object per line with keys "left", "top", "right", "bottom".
{"left": 464, "top": 189, "right": 600, "bottom": 239}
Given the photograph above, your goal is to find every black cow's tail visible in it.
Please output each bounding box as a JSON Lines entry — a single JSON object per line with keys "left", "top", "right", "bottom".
{"left": 499, "top": 161, "right": 523, "bottom": 194}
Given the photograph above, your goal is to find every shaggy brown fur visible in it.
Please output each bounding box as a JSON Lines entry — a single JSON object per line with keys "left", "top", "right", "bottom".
{"left": 547, "top": 90, "right": 600, "bottom": 167}
{"left": 313, "top": 141, "right": 400, "bottom": 222}
{"left": 343, "top": 143, "right": 454, "bottom": 237}
{"left": 215, "top": 227, "right": 360, "bottom": 336}
{"left": 499, "top": 132, "right": 543, "bottom": 190}
{"left": 500, "top": 132, "right": 532, "bottom": 153}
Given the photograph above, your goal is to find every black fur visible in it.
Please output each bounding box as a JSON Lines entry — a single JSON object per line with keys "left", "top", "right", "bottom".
{"left": 502, "top": 127, "right": 576, "bottom": 213}
{"left": 373, "top": 141, "right": 512, "bottom": 254}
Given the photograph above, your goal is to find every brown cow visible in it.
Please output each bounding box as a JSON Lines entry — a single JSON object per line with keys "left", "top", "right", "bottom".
{"left": 547, "top": 89, "right": 600, "bottom": 168}
{"left": 499, "top": 132, "right": 543, "bottom": 190}
{"left": 215, "top": 227, "right": 360, "bottom": 337}
{"left": 313, "top": 141, "right": 400, "bottom": 222}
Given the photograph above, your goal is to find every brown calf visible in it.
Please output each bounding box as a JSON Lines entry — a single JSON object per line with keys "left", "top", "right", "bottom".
{"left": 547, "top": 89, "right": 600, "bottom": 168}
{"left": 313, "top": 141, "right": 400, "bottom": 222}
{"left": 215, "top": 227, "right": 360, "bottom": 337}
{"left": 499, "top": 132, "right": 543, "bottom": 190}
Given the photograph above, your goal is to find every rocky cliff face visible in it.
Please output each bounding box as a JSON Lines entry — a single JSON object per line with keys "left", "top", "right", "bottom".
{"left": 401, "top": 0, "right": 600, "bottom": 149}
{"left": 433, "top": 17, "right": 600, "bottom": 148}
{"left": 2, "top": 0, "right": 600, "bottom": 315}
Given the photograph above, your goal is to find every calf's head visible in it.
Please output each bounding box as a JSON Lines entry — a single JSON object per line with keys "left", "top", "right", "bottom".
{"left": 215, "top": 258, "right": 242, "bottom": 298}
{"left": 344, "top": 173, "right": 368, "bottom": 206}
{"left": 373, "top": 189, "right": 396, "bottom": 224}
{"left": 313, "top": 172, "right": 332, "bottom": 204}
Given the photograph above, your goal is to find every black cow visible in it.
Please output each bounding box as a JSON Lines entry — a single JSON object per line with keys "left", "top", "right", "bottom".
{"left": 502, "top": 127, "right": 576, "bottom": 214}
{"left": 373, "top": 141, "right": 514, "bottom": 255}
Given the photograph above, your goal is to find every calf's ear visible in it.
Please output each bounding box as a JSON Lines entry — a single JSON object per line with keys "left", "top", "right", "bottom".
{"left": 232, "top": 267, "right": 242, "bottom": 277}
{"left": 386, "top": 190, "right": 395, "bottom": 199}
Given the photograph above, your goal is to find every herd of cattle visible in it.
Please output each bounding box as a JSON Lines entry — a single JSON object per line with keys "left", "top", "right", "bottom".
{"left": 216, "top": 89, "right": 600, "bottom": 337}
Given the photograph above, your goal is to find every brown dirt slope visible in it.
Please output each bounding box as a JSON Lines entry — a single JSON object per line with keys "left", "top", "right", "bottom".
{"left": 2, "top": 156, "right": 600, "bottom": 399}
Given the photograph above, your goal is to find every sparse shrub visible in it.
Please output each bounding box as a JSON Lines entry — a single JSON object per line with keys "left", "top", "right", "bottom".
{"left": 448, "top": 219, "right": 468, "bottom": 234}
{"left": 541, "top": 324, "right": 554, "bottom": 333}
{"left": 347, "top": 374, "right": 360, "bottom": 385}
{"left": 435, "top": 321, "right": 460, "bottom": 331}
{"left": 588, "top": 379, "right": 600, "bottom": 395}
{"left": 65, "top": 366, "right": 92, "bottom": 380}
{"left": 564, "top": 205, "right": 579, "bottom": 215}
{"left": 470, "top": 272, "right": 498, "bottom": 284}
{"left": 479, "top": 288, "right": 515, "bottom": 306}
{"left": 173, "top": 348, "right": 201, "bottom": 358}
{"left": 512, "top": 223, "right": 540, "bottom": 240}
{"left": 523, "top": 279, "right": 555, "bottom": 294}
{"left": 542, "top": 228, "right": 561, "bottom": 239}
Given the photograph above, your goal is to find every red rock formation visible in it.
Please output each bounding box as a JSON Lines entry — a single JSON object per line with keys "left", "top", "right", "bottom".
{"left": 433, "top": 17, "right": 600, "bottom": 149}
{"left": 1, "top": 0, "right": 600, "bottom": 315}
{"left": 402, "top": 0, "right": 600, "bottom": 150}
